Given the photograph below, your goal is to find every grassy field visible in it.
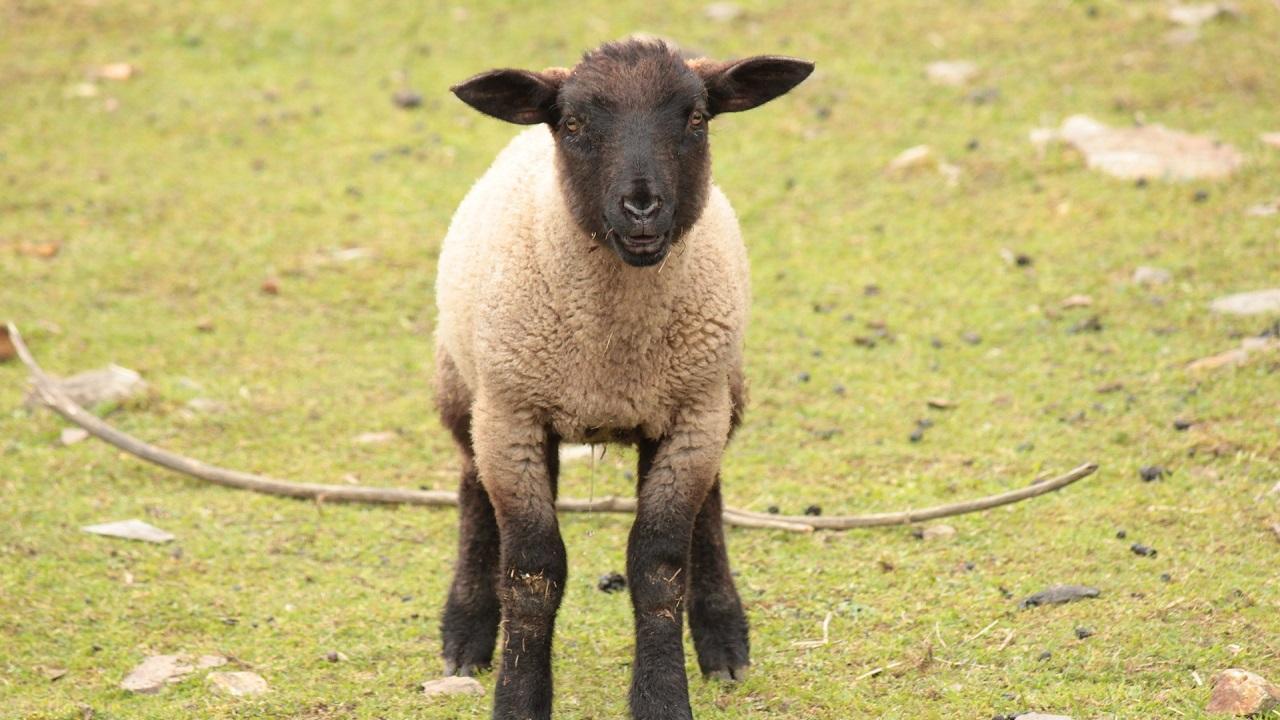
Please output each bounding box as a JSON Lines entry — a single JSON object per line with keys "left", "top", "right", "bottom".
{"left": 3, "top": 0, "right": 1279, "bottom": 718}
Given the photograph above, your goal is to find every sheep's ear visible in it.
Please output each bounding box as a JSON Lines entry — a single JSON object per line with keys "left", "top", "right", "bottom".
{"left": 694, "top": 56, "right": 814, "bottom": 115}
{"left": 450, "top": 69, "right": 563, "bottom": 125}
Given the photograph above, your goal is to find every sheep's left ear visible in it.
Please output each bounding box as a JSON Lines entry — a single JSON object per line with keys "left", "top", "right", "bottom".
{"left": 694, "top": 56, "right": 814, "bottom": 115}
{"left": 450, "top": 68, "right": 565, "bottom": 125}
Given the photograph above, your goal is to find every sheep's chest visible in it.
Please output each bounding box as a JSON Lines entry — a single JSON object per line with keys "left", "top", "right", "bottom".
{"left": 477, "top": 259, "right": 741, "bottom": 443}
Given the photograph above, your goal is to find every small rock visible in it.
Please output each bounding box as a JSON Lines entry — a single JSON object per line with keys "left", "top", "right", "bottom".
{"left": 1130, "top": 543, "right": 1157, "bottom": 557}
{"left": 1019, "top": 585, "right": 1101, "bottom": 609}
{"left": 40, "top": 666, "right": 69, "bottom": 681}
{"left": 925, "top": 60, "right": 979, "bottom": 87}
{"left": 1206, "top": 668, "right": 1280, "bottom": 715}
{"left": 766, "top": 505, "right": 779, "bottom": 515}
{"left": 1116, "top": 529, "right": 1127, "bottom": 539}
{"left": 1168, "top": 3, "right": 1238, "bottom": 27}
{"left": 83, "top": 519, "right": 175, "bottom": 544}
{"left": 260, "top": 277, "right": 280, "bottom": 295}
{"left": 961, "top": 331, "right": 982, "bottom": 345}
{"left": 597, "top": 572, "right": 626, "bottom": 593}
{"left": 195, "top": 318, "right": 215, "bottom": 332}
{"left": 120, "top": 655, "right": 193, "bottom": 693}
{"left": 324, "top": 651, "right": 348, "bottom": 663}
{"left": 1210, "top": 289, "right": 1280, "bottom": 316}
{"left": 1133, "top": 266, "right": 1172, "bottom": 286}
{"left": 185, "top": 398, "right": 226, "bottom": 415}
{"left": 926, "top": 397, "right": 954, "bottom": 410}
{"left": 353, "top": 430, "right": 397, "bottom": 445}
{"left": 887, "top": 145, "right": 936, "bottom": 174}
{"left": 1173, "top": 418, "right": 1194, "bottom": 431}
{"left": 1060, "top": 294, "right": 1093, "bottom": 309}
{"left": 60, "top": 427, "right": 89, "bottom": 446}
{"left": 803, "top": 504, "right": 822, "bottom": 517}
{"left": 28, "top": 364, "right": 147, "bottom": 410}
{"left": 421, "top": 675, "right": 484, "bottom": 698}
{"left": 796, "top": 371, "right": 811, "bottom": 383}
{"left": 1074, "top": 626, "right": 1094, "bottom": 640}
{"left": 1139, "top": 465, "right": 1168, "bottom": 482}
{"left": 392, "top": 90, "right": 423, "bottom": 109}
{"left": 920, "top": 524, "right": 957, "bottom": 541}
{"left": 1037, "top": 651, "right": 1053, "bottom": 662}
{"left": 95, "top": 62, "right": 137, "bottom": 81}
{"left": 909, "top": 427, "right": 925, "bottom": 443}
{"left": 207, "top": 671, "right": 269, "bottom": 697}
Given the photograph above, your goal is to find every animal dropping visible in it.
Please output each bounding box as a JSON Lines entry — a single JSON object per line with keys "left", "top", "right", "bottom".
{"left": 435, "top": 37, "right": 812, "bottom": 719}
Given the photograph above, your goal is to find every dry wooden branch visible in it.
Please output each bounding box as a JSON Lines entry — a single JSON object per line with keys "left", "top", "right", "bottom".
{"left": 6, "top": 323, "right": 1098, "bottom": 533}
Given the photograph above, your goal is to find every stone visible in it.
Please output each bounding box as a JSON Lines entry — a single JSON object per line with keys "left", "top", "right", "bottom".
{"left": 1018, "top": 584, "right": 1101, "bottom": 609}
{"left": 208, "top": 671, "right": 269, "bottom": 697}
{"left": 120, "top": 655, "right": 192, "bottom": 693}
{"left": 925, "top": 60, "right": 979, "bottom": 87}
{"left": 60, "top": 427, "right": 89, "bottom": 446}
{"left": 1032, "top": 115, "right": 1243, "bottom": 181}
{"left": 421, "top": 675, "right": 484, "bottom": 698}
{"left": 353, "top": 430, "right": 398, "bottom": 445}
{"left": 1210, "top": 289, "right": 1280, "bottom": 316}
{"left": 920, "top": 524, "right": 957, "bottom": 541}
{"left": 704, "top": 2, "right": 743, "bottom": 22}
{"left": 1206, "top": 669, "right": 1280, "bottom": 715}
{"left": 82, "top": 519, "right": 175, "bottom": 544}
{"left": 1168, "top": 3, "right": 1238, "bottom": 27}
{"left": 27, "top": 364, "right": 147, "bottom": 410}
{"left": 1133, "top": 266, "right": 1172, "bottom": 286}
{"left": 887, "top": 145, "right": 936, "bottom": 174}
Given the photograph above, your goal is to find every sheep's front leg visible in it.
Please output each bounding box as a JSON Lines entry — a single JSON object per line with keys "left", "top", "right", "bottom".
{"left": 629, "top": 391, "right": 731, "bottom": 720}
{"left": 472, "top": 402, "right": 565, "bottom": 720}
{"left": 688, "top": 477, "right": 750, "bottom": 681}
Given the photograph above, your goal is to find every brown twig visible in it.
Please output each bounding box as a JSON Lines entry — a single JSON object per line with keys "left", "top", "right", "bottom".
{"left": 6, "top": 323, "right": 1098, "bottom": 533}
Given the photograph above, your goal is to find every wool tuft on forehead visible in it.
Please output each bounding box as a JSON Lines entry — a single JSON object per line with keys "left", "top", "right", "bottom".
{"left": 566, "top": 37, "right": 702, "bottom": 108}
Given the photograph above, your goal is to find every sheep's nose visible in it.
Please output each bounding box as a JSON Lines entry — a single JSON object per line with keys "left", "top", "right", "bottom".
{"left": 621, "top": 195, "right": 662, "bottom": 223}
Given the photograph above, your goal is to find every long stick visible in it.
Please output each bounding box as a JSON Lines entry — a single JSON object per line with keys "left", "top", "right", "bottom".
{"left": 6, "top": 323, "right": 1097, "bottom": 533}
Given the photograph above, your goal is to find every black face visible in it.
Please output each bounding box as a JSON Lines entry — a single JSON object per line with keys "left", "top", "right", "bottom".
{"left": 451, "top": 39, "right": 814, "bottom": 268}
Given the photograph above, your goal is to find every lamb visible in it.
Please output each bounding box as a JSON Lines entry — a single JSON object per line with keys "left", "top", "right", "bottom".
{"left": 434, "top": 37, "right": 812, "bottom": 720}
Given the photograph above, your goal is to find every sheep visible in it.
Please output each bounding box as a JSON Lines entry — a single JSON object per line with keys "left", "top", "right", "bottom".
{"left": 434, "top": 37, "right": 812, "bottom": 720}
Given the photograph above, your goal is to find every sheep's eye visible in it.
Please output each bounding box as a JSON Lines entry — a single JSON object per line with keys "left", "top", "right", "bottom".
{"left": 689, "top": 110, "right": 705, "bottom": 127}
{"left": 564, "top": 115, "right": 581, "bottom": 133}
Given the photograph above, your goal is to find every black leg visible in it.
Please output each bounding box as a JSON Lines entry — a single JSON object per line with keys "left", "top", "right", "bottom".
{"left": 491, "top": 510, "right": 565, "bottom": 720}
{"left": 441, "top": 454, "right": 502, "bottom": 676}
{"left": 627, "top": 438, "right": 698, "bottom": 720}
{"left": 688, "top": 478, "right": 750, "bottom": 680}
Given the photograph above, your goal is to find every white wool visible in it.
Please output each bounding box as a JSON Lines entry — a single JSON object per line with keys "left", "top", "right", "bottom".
{"left": 435, "top": 126, "right": 749, "bottom": 444}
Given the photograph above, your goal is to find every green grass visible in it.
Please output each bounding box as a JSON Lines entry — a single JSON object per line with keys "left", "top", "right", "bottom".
{"left": 3, "top": 0, "right": 1279, "bottom": 717}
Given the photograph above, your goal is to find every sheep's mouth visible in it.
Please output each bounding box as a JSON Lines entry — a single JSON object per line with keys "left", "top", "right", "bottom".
{"left": 614, "top": 232, "right": 670, "bottom": 267}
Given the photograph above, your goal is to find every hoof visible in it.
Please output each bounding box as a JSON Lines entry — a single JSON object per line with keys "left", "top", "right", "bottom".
{"left": 443, "top": 659, "right": 490, "bottom": 677}
{"left": 705, "top": 665, "right": 749, "bottom": 682}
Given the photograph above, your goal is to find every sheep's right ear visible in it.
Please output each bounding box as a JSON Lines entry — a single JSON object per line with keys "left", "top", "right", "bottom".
{"left": 450, "top": 69, "right": 563, "bottom": 125}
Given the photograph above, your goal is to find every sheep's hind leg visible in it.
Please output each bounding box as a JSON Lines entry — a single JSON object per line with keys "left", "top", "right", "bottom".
{"left": 688, "top": 477, "right": 750, "bottom": 681}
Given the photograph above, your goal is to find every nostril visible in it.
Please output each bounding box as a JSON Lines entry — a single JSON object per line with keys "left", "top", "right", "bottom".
{"left": 622, "top": 196, "right": 662, "bottom": 221}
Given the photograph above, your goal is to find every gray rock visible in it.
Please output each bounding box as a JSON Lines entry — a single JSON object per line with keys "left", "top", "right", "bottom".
{"left": 1210, "top": 289, "right": 1280, "bottom": 316}
{"left": 1133, "top": 266, "right": 1172, "bottom": 286}
{"left": 82, "top": 519, "right": 175, "bottom": 544}
{"left": 27, "top": 364, "right": 147, "bottom": 409}
{"left": 1019, "top": 584, "right": 1101, "bottom": 609}
{"left": 421, "top": 675, "right": 484, "bottom": 698}
{"left": 208, "top": 671, "right": 269, "bottom": 697}
{"left": 921, "top": 524, "right": 957, "bottom": 540}
{"left": 118, "top": 653, "right": 226, "bottom": 694}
